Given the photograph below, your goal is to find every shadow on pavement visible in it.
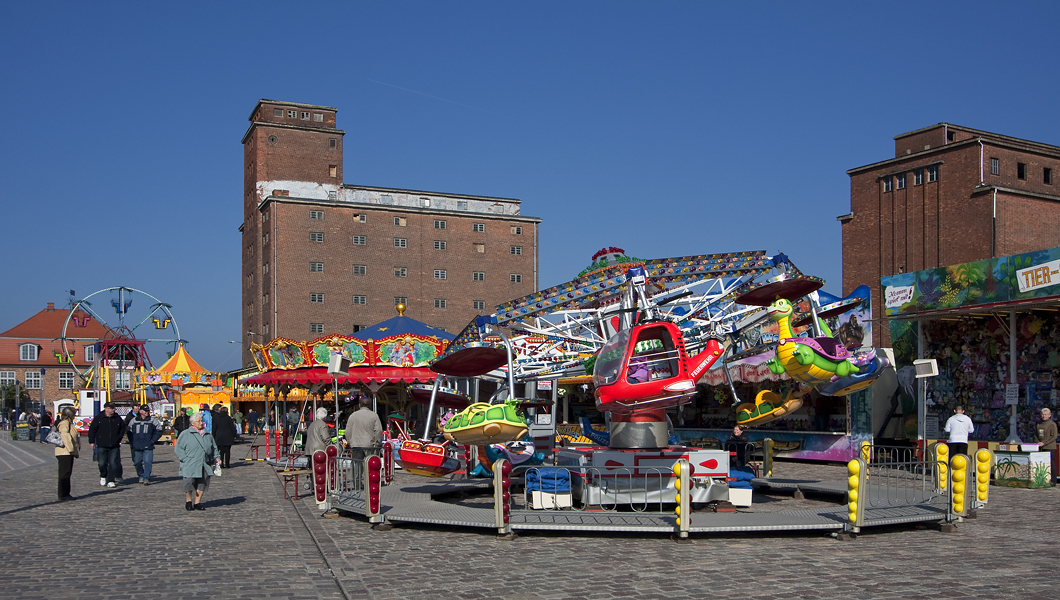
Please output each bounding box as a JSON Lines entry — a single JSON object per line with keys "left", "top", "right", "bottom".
{"left": 204, "top": 495, "right": 247, "bottom": 508}
{"left": 0, "top": 488, "right": 129, "bottom": 517}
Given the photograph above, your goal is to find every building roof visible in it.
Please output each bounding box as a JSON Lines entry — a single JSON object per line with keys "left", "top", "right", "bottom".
{"left": 0, "top": 303, "right": 114, "bottom": 367}
{"left": 895, "top": 122, "right": 1060, "bottom": 152}
{"left": 248, "top": 99, "right": 338, "bottom": 120}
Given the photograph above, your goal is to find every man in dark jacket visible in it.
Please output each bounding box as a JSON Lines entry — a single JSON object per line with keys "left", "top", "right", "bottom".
{"left": 126, "top": 405, "right": 163, "bottom": 485}
{"left": 88, "top": 402, "right": 127, "bottom": 487}
{"left": 212, "top": 406, "right": 238, "bottom": 469}
{"left": 173, "top": 408, "right": 192, "bottom": 438}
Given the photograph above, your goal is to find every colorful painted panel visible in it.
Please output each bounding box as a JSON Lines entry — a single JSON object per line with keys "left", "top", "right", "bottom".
{"left": 309, "top": 336, "right": 367, "bottom": 367}
{"left": 375, "top": 336, "right": 440, "bottom": 367}
{"left": 265, "top": 339, "right": 307, "bottom": 369}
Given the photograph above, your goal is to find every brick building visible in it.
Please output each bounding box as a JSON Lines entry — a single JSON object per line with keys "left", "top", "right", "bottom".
{"left": 842, "top": 123, "right": 1060, "bottom": 345}
{"left": 240, "top": 100, "right": 541, "bottom": 365}
{"left": 1, "top": 303, "right": 110, "bottom": 413}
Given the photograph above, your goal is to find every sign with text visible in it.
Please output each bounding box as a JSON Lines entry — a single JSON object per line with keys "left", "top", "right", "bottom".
{"left": 1016, "top": 258, "right": 1060, "bottom": 293}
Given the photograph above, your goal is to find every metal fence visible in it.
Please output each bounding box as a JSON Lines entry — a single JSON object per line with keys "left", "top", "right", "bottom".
{"left": 860, "top": 443, "right": 947, "bottom": 509}
{"left": 332, "top": 446, "right": 387, "bottom": 494}
{"left": 519, "top": 465, "right": 729, "bottom": 513}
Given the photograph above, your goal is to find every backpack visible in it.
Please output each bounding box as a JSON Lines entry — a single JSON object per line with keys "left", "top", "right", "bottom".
{"left": 27, "top": 413, "right": 39, "bottom": 427}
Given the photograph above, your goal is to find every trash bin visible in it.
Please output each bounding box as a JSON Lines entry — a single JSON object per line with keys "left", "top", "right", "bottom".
{"left": 16, "top": 424, "right": 30, "bottom": 441}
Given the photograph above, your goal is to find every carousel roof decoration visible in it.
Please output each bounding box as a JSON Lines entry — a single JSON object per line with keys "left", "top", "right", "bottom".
{"left": 138, "top": 343, "right": 219, "bottom": 387}
{"left": 242, "top": 304, "right": 455, "bottom": 386}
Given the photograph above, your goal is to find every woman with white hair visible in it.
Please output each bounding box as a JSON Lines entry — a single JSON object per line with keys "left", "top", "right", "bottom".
{"left": 304, "top": 407, "right": 334, "bottom": 458}
{"left": 175, "top": 412, "right": 218, "bottom": 511}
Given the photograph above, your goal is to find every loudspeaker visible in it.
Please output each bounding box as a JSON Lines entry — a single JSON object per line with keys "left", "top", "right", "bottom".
{"left": 327, "top": 352, "right": 351, "bottom": 376}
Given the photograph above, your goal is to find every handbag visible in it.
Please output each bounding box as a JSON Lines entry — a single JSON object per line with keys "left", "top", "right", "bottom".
{"left": 45, "top": 423, "right": 65, "bottom": 446}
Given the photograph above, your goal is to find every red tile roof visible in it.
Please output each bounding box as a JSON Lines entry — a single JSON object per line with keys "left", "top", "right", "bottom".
{"left": 1, "top": 304, "right": 114, "bottom": 367}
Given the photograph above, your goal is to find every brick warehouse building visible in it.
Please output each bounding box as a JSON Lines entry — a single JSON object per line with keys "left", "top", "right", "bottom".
{"left": 1, "top": 303, "right": 112, "bottom": 414}
{"left": 842, "top": 123, "right": 1060, "bottom": 345}
{"left": 240, "top": 100, "right": 541, "bottom": 365}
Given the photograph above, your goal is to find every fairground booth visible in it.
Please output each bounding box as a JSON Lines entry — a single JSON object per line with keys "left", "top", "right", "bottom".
{"left": 882, "top": 245, "right": 1060, "bottom": 488}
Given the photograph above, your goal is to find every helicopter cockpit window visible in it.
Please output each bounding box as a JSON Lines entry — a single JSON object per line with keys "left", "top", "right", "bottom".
{"left": 630, "top": 327, "right": 678, "bottom": 382}
{"left": 593, "top": 329, "right": 631, "bottom": 387}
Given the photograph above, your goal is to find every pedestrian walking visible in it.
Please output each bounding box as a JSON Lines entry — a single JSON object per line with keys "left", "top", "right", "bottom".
{"left": 1034, "top": 407, "right": 1057, "bottom": 486}
{"left": 199, "top": 404, "right": 214, "bottom": 433}
{"left": 54, "top": 406, "right": 80, "bottom": 502}
{"left": 40, "top": 410, "right": 53, "bottom": 443}
{"left": 943, "top": 405, "right": 975, "bottom": 457}
{"left": 304, "top": 407, "right": 333, "bottom": 458}
{"left": 87, "top": 402, "right": 127, "bottom": 487}
{"left": 212, "top": 406, "right": 238, "bottom": 469}
{"left": 175, "top": 412, "right": 218, "bottom": 511}
{"left": 27, "top": 411, "right": 40, "bottom": 442}
{"left": 344, "top": 397, "right": 382, "bottom": 459}
{"left": 173, "top": 408, "right": 192, "bottom": 438}
{"left": 286, "top": 407, "right": 301, "bottom": 440}
{"left": 246, "top": 408, "right": 259, "bottom": 436}
{"left": 233, "top": 409, "right": 244, "bottom": 435}
{"left": 126, "top": 405, "right": 163, "bottom": 484}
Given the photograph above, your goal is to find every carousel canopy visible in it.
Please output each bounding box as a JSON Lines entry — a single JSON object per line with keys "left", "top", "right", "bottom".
{"left": 138, "top": 343, "right": 218, "bottom": 387}
{"left": 241, "top": 366, "right": 437, "bottom": 386}
{"left": 351, "top": 309, "right": 455, "bottom": 342}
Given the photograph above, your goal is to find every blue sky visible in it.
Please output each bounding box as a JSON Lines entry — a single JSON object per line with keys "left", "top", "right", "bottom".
{"left": 2, "top": 1, "right": 1058, "bottom": 372}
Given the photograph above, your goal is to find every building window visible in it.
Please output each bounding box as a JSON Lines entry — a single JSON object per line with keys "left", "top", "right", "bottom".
{"left": 473, "top": 223, "right": 485, "bottom": 233}
{"left": 1018, "top": 162, "right": 1027, "bottom": 180}
{"left": 394, "top": 216, "right": 407, "bottom": 226}
{"left": 59, "top": 371, "right": 75, "bottom": 389}
{"left": 329, "top": 165, "right": 337, "bottom": 177}
{"left": 261, "top": 293, "right": 269, "bottom": 306}
{"left": 353, "top": 264, "right": 367, "bottom": 275}
{"left": 273, "top": 108, "right": 283, "bottom": 117}
{"left": 310, "top": 232, "right": 324, "bottom": 242}
{"left": 288, "top": 110, "right": 297, "bottom": 118}
{"left": 262, "top": 232, "right": 269, "bottom": 244}
{"left": 381, "top": 194, "right": 394, "bottom": 205}
{"left": 882, "top": 177, "right": 893, "bottom": 193}
{"left": 352, "top": 235, "right": 366, "bottom": 245}
{"left": 420, "top": 197, "right": 431, "bottom": 207}
{"left": 456, "top": 201, "right": 468, "bottom": 210}
{"left": 395, "top": 297, "right": 407, "bottom": 306}
{"left": 434, "top": 240, "right": 447, "bottom": 250}
{"left": 990, "top": 157, "right": 999, "bottom": 175}
{"left": 329, "top": 138, "right": 337, "bottom": 149}
{"left": 84, "top": 346, "right": 95, "bottom": 362}
{"left": 927, "top": 165, "right": 938, "bottom": 182}
{"left": 1046, "top": 168, "right": 1053, "bottom": 185}
{"left": 395, "top": 267, "right": 407, "bottom": 278}
{"left": 19, "top": 344, "right": 38, "bottom": 362}
{"left": 896, "top": 173, "right": 906, "bottom": 190}
{"left": 434, "top": 219, "right": 447, "bottom": 230}
{"left": 264, "top": 323, "right": 269, "bottom": 335}
{"left": 0, "top": 371, "right": 14, "bottom": 386}
{"left": 913, "top": 170, "right": 923, "bottom": 186}
{"left": 314, "top": 113, "right": 323, "bottom": 122}
{"left": 310, "top": 323, "right": 325, "bottom": 334}
{"left": 394, "top": 238, "right": 407, "bottom": 248}
{"left": 355, "top": 214, "right": 366, "bottom": 223}
{"left": 473, "top": 300, "right": 485, "bottom": 310}
{"left": 310, "top": 293, "right": 324, "bottom": 304}
{"left": 328, "top": 190, "right": 337, "bottom": 200}
{"left": 511, "top": 225, "right": 522, "bottom": 235}
{"left": 301, "top": 111, "right": 310, "bottom": 120}
{"left": 263, "top": 262, "right": 269, "bottom": 274}
{"left": 310, "top": 210, "right": 324, "bottom": 220}
{"left": 510, "top": 274, "right": 522, "bottom": 283}
{"left": 115, "top": 371, "right": 133, "bottom": 390}
{"left": 473, "top": 243, "right": 485, "bottom": 253}
{"left": 310, "top": 262, "right": 324, "bottom": 272}
{"left": 434, "top": 299, "right": 447, "bottom": 309}
{"left": 473, "top": 271, "right": 485, "bottom": 281}
{"left": 352, "top": 295, "right": 367, "bottom": 305}
{"left": 434, "top": 269, "right": 447, "bottom": 280}
{"left": 25, "top": 371, "right": 42, "bottom": 389}
{"left": 352, "top": 325, "right": 363, "bottom": 333}
{"left": 510, "top": 246, "right": 522, "bottom": 255}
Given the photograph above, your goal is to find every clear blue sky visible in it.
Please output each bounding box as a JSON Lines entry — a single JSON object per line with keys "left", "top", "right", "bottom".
{"left": 2, "top": 1, "right": 1058, "bottom": 372}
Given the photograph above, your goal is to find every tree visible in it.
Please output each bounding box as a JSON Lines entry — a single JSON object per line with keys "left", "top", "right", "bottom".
{"left": 1, "top": 383, "right": 31, "bottom": 415}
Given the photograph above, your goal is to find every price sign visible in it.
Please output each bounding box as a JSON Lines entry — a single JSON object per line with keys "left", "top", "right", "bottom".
{"left": 1005, "top": 384, "right": 1020, "bottom": 406}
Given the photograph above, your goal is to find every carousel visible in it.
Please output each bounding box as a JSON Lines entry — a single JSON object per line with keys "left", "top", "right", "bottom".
{"left": 239, "top": 305, "right": 469, "bottom": 475}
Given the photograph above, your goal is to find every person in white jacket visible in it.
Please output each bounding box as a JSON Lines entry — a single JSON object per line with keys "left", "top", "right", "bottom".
{"left": 944, "top": 405, "right": 975, "bottom": 457}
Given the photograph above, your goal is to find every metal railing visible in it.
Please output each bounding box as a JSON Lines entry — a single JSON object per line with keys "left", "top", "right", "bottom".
{"left": 332, "top": 446, "right": 387, "bottom": 495}
{"left": 859, "top": 443, "right": 947, "bottom": 510}
{"left": 518, "top": 465, "right": 729, "bottom": 513}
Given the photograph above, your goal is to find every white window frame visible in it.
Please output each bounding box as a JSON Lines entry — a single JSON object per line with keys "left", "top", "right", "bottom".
{"left": 434, "top": 299, "right": 447, "bottom": 308}
{"left": 353, "top": 265, "right": 367, "bottom": 275}
{"left": 310, "top": 210, "right": 324, "bottom": 220}
{"left": 913, "top": 170, "right": 923, "bottom": 186}
{"left": 473, "top": 271, "right": 485, "bottom": 281}
{"left": 395, "top": 297, "right": 407, "bottom": 306}
{"left": 510, "top": 274, "right": 522, "bottom": 283}
{"left": 352, "top": 295, "right": 367, "bottom": 305}
{"left": 511, "top": 226, "right": 522, "bottom": 235}
{"left": 883, "top": 177, "right": 893, "bottom": 193}
{"left": 113, "top": 371, "right": 130, "bottom": 390}
{"left": 59, "top": 371, "right": 75, "bottom": 389}
{"left": 84, "top": 346, "right": 95, "bottom": 362}
{"left": 896, "top": 173, "right": 906, "bottom": 190}
{"left": 19, "top": 344, "right": 39, "bottom": 362}
{"left": 310, "top": 262, "right": 324, "bottom": 273}
{"left": 473, "top": 300, "right": 485, "bottom": 310}
{"left": 510, "top": 246, "right": 522, "bottom": 255}
{"left": 26, "top": 371, "right": 42, "bottom": 389}
{"left": 394, "top": 216, "right": 407, "bottom": 226}
{"left": 434, "top": 240, "right": 446, "bottom": 250}
{"left": 434, "top": 220, "right": 447, "bottom": 230}
{"left": 0, "top": 371, "right": 15, "bottom": 386}
{"left": 355, "top": 214, "right": 367, "bottom": 223}
{"left": 395, "top": 267, "right": 407, "bottom": 278}
{"left": 352, "top": 235, "right": 366, "bottom": 245}
{"left": 990, "top": 157, "right": 999, "bottom": 175}
{"left": 394, "top": 238, "right": 407, "bottom": 248}
{"left": 310, "top": 293, "right": 325, "bottom": 304}
{"left": 927, "top": 165, "right": 938, "bottom": 182}
{"left": 473, "top": 223, "right": 485, "bottom": 232}
{"left": 434, "top": 270, "right": 447, "bottom": 280}
{"left": 310, "top": 323, "right": 325, "bottom": 334}
{"left": 310, "top": 232, "right": 324, "bottom": 242}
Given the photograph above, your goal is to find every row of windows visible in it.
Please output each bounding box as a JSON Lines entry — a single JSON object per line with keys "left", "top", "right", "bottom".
{"left": 882, "top": 165, "right": 939, "bottom": 192}
{"left": 333, "top": 211, "right": 521, "bottom": 234}
{"left": 274, "top": 108, "right": 325, "bottom": 122}
{"left": 0, "top": 369, "right": 77, "bottom": 389}
{"left": 991, "top": 157, "right": 1052, "bottom": 183}
{"left": 324, "top": 234, "right": 522, "bottom": 253}
{"left": 304, "top": 264, "right": 523, "bottom": 281}
{"left": 16, "top": 344, "right": 94, "bottom": 363}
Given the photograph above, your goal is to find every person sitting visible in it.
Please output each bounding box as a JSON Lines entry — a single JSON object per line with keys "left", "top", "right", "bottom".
{"left": 627, "top": 356, "right": 650, "bottom": 383}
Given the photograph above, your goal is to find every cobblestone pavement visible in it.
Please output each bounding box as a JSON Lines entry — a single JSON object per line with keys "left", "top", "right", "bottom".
{"left": 1, "top": 437, "right": 1057, "bottom": 599}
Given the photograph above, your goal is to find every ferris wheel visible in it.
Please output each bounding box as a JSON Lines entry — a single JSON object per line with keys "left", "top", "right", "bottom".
{"left": 60, "top": 286, "right": 183, "bottom": 382}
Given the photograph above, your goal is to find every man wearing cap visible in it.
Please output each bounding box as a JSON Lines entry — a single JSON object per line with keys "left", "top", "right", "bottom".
{"left": 87, "top": 402, "right": 127, "bottom": 487}
{"left": 126, "top": 405, "right": 163, "bottom": 485}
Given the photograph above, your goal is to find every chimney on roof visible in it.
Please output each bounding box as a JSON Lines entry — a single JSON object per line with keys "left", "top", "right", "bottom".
{"left": 47, "top": 302, "right": 55, "bottom": 311}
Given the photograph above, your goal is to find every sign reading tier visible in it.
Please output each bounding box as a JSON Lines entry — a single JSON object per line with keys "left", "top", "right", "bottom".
{"left": 1016, "top": 259, "right": 1060, "bottom": 293}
